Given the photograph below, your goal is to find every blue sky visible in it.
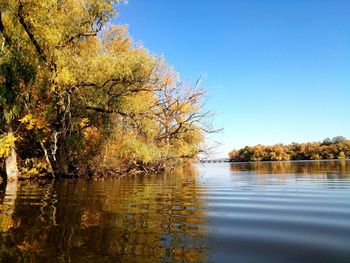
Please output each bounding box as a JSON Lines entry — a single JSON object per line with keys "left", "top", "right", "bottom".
{"left": 116, "top": 0, "right": 350, "bottom": 157}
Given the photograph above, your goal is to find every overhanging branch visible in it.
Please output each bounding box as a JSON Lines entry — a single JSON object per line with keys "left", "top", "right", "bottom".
{"left": 17, "top": 1, "right": 47, "bottom": 62}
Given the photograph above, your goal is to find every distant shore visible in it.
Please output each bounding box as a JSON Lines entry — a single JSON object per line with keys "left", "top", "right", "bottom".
{"left": 202, "top": 158, "right": 350, "bottom": 163}
{"left": 230, "top": 159, "right": 349, "bottom": 163}
{"left": 229, "top": 137, "right": 350, "bottom": 163}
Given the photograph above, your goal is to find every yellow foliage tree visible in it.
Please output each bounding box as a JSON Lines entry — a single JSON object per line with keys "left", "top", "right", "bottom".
{"left": 0, "top": 0, "right": 211, "bottom": 179}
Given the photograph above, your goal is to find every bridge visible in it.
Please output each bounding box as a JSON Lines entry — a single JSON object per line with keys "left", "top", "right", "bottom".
{"left": 201, "top": 158, "right": 231, "bottom": 163}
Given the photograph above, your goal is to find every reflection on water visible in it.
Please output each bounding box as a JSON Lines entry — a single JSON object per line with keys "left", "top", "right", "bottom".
{"left": 0, "top": 161, "right": 350, "bottom": 262}
{"left": 0, "top": 181, "right": 18, "bottom": 234}
{"left": 230, "top": 159, "right": 350, "bottom": 177}
{"left": 0, "top": 169, "right": 209, "bottom": 262}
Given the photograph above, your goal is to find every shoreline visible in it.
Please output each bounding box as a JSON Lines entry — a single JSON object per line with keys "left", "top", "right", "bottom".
{"left": 202, "top": 159, "right": 350, "bottom": 164}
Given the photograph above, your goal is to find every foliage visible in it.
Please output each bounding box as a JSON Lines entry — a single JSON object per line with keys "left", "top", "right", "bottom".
{"left": 229, "top": 137, "right": 350, "bottom": 162}
{"left": 120, "top": 137, "right": 161, "bottom": 165}
{"left": 0, "top": 244, "right": 18, "bottom": 263}
{"left": 0, "top": 0, "right": 209, "bottom": 178}
{"left": 0, "top": 133, "right": 16, "bottom": 158}
{"left": 19, "top": 158, "right": 49, "bottom": 178}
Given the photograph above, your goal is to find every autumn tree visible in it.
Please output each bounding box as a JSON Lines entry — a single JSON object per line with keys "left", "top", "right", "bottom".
{"left": 229, "top": 137, "right": 350, "bottom": 162}
{"left": 0, "top": 0, "right": 209, "bottom": 180}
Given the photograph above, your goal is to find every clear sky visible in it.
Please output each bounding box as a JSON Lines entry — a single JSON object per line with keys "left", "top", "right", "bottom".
{"left": 116, "top": 0, "right": 350, "bottom": 157}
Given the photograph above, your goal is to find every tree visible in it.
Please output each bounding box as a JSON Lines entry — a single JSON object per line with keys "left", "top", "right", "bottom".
{"left": 338, "top": 152, "right": 346, "bottom": 159}
{"left": 0, "top": 0, "right": 209, "bottom": 179}
{"left": 229, "top": 137, "right": 350, "bottom": 162}
{"left": 332, "top": 136, "right": 346, "bottom": 144}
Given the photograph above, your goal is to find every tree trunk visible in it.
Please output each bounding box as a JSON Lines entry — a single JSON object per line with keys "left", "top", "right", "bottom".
{"left": 5, "top": 131, "right": 19, "bottom": 182}
{"left": 51, "top": 136, "right": 69, "bottom": 176}
{"left": 52, "top": 93, "right": 70, "bottom": 176}
{"left": 58, "top": 145, "right": 69, "bottom": 175}
{"left": 39, "top": 140, "right": 55, "bottom": 177}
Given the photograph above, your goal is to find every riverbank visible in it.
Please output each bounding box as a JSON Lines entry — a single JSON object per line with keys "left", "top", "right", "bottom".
{"left": 228, "top": 158, "right": 350, "bottom": 164}
{"left": 229, "top": 137, "right": 350, "bottom": 162}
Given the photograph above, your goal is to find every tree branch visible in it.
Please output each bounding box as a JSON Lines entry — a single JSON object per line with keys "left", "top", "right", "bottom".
{"left": 17, "top": 1, "right": 47, "bottom": 62}
{"left": 79, "top": 106, "right": 128, "bottom": 116}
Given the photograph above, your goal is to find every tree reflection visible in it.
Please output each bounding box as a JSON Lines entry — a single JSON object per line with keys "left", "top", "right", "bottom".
{"left": 0, "top": 181, "right": 18, "bottom": 231}
{"left": 0, "top": 180, "right": 20, "bottom": 262}
{"left": 230, "top": 160, "right": 350, "bottom": 178}
{"left": 0, "top": 167, "right": 209, "bottom": 262}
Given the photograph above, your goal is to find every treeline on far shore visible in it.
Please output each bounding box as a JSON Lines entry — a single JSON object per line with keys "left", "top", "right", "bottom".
{"left": 229, "top": 136, "right": 350, "bottom": 162}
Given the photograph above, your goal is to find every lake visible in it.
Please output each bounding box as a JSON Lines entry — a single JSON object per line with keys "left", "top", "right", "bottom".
{"left": 0, "top": 160, "right": 349, "bottom": 262}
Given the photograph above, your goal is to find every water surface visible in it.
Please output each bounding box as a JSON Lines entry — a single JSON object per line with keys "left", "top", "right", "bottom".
{"left": 0, "top": 160, "right": 349, "bottom": 262}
